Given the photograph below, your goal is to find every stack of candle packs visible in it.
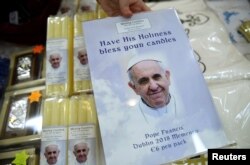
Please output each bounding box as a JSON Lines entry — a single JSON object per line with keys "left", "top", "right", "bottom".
{"left": 68, "top": 94, "right": 99, "bottom": 164}
{"left": 41, "top": 97, "right": 69, "bottom": 165}
{"left": 40, "top": 3, "right": 110, "bottom": 164}
{"left": 73, "top": 11, "right": 96, "bottom": 93}
{"left": 45, "top": 16, "right": 74, "bottom": 97}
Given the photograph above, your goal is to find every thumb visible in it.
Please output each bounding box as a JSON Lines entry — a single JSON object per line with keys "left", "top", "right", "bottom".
{"left": 119, "top": 0, "right": 133, "bottom": 17}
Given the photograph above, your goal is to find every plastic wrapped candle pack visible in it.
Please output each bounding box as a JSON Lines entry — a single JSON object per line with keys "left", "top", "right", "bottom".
{"left": 73, "top": 12, "right": 96, "bottom": 93}
{"left": 45, "top": 16, "right": 73, "bottom": 97}
{"left": 40, "top": 97, "right": 69, "bottom": 165}
{"left": 68, "top": 94, "right": 100, "bottom": 165}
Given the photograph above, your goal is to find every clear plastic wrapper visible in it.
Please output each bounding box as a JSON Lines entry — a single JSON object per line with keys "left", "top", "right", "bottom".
{"left": 73, "top": 12, "right": 96, "bottom": 94}
{"left": 168, "top": 79, "right": 250, "bottom": 164}
{"left": 206, "top": 0, "right": 250, "bottom": 55}
{"left": 209, "top": 79, "right": 250, "bottom": 148}
{"left": 45, "top": 16, "right": 74, "bottom": 97}
{"left": 148, "top": 0, "right": 250, "bottom": 84}
{"left": 40, "top": 96, "right": 69, "bottom": 165}
{"left": 68, "top": 93, "right": 98, "bottom": 165}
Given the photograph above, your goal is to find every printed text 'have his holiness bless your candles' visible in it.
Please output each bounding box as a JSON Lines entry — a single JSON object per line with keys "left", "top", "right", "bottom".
{"left": 98, "top": 31, "right": 177, "bottom": 54}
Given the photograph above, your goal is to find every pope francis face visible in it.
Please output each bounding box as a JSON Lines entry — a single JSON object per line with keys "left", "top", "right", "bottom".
{"left": 73, "top": 142, "right": 89, "bottom": 163}
{"left": 128, "top": 60, "right": 171, "bottom": 108}
{"left": 44, "top": 144, "right": 60, "bottom": 165}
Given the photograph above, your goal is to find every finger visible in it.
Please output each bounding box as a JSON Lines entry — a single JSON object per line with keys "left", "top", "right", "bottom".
{"left": 141, "top": 4, "right": 151, "bottom": 11}
{"left": 130, "top": 6, "right": 142, "bottom": 13}
{"left": 119, "top": 0, "right": 133, "bottom": 17}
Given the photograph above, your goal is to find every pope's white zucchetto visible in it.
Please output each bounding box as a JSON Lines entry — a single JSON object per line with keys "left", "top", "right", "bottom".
{"left": 126, "top": 55, "right": 162, "bottom": 71}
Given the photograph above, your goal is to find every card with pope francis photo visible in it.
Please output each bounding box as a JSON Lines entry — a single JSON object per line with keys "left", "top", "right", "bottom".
{"left": 82, "top": 8, "right": 232, "bottom": 165}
